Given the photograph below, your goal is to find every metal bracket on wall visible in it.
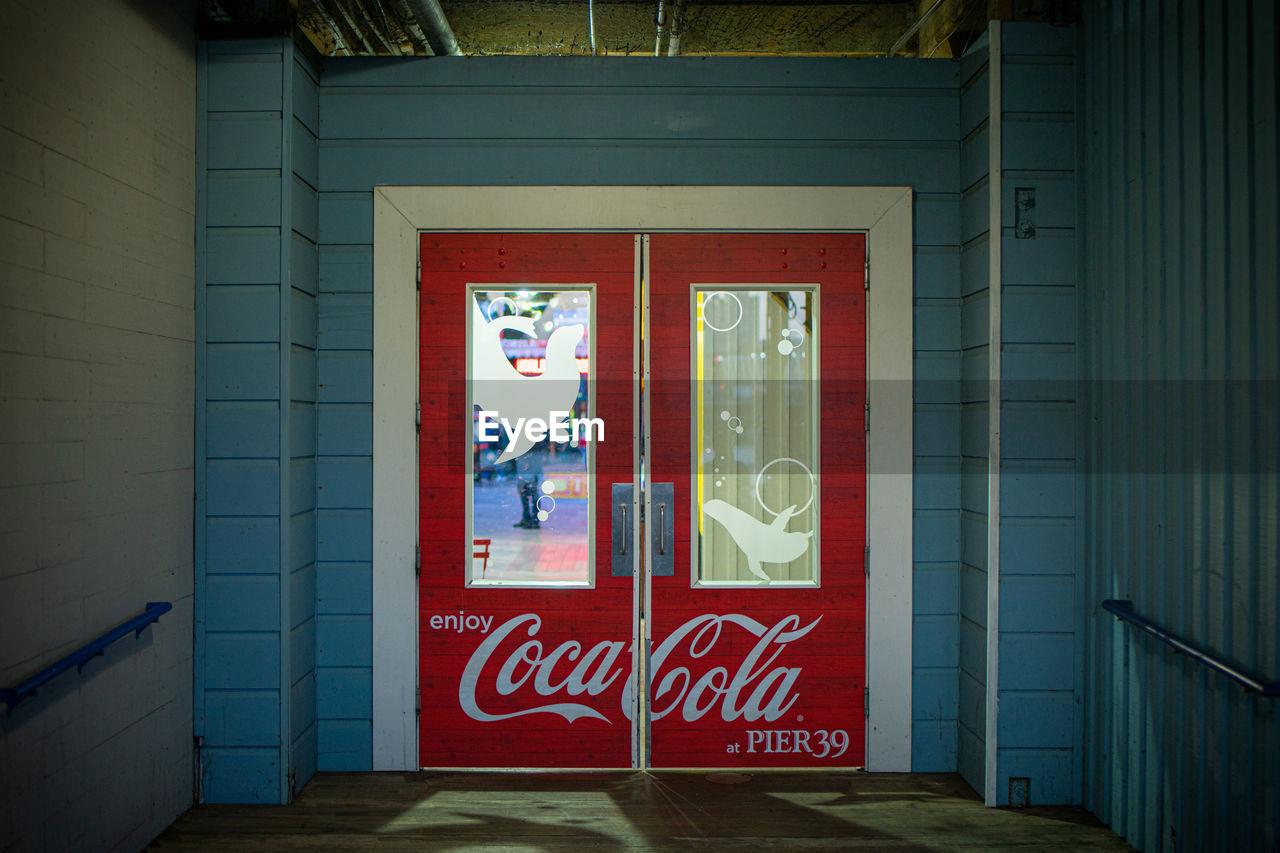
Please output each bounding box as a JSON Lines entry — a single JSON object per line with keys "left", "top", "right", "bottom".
{"left": 1014, "top": 187, "right": 1036, "bottom": 239}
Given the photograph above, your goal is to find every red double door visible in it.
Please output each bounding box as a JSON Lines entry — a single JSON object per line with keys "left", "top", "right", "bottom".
{"left": 419, "top": 232, "right": 866, "bottom": 769}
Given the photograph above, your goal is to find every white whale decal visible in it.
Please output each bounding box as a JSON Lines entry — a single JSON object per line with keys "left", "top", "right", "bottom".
{"left": 701, "top": 498, "right": 812, "bottom": 581}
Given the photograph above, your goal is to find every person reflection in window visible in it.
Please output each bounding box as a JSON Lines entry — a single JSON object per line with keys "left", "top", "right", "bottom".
{"left": 513, "top": 441, "right": 545, "bottom": 529}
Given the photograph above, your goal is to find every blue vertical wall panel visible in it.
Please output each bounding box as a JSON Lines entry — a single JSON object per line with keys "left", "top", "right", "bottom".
{"left": 317, "top": 720, "right": 373, "bottom": 771}
{"left": 1081, "top": 1, "right": 1278, "bottom": 850}
{"left": 318, "top": 246, "right": 372, "bottom": 292}
{"left": 288, "top": 48, "right": 320, "bottom": 796}
{"left": 200, "top": 748, "right": 280, "bottom": 804}
{"left": 206, "top": 517, "right": 281, "bottom": 575}
{"left": 995, "top": 22, "right": 1082, "bottom": 808}
{"left": 204, "top": 692, "right": 281, "bottom": 747}
{"left": 206, "top": 402, "right": 279, "bottom": 459}
{"left": 207, "top": 285, "right": 282, "bottom": 341}
{"left": 207, "top": 171, "right": 284, "bottom": 226}
{"left": 198, "top": 43, "right": 288, "bottom": 805}
{"left": 313, "top": 159, "right": 376, "bottom": 763}
{"left": 197, "top": 39, "right": 321, "bottom": 804}
{"left": 316, "top": 563, "right": 373, "bottom": 614}
{"left": 206, "top": 116, "right": 284, "bottom": 170}
{"left": 205, "top": 575, "right": 281, "bottom": 632}
{"left": 205, "top": 344, "right": 280, "bottom": 400}
{"left": 956, "top": 29, "right": 991, "bottom": 795}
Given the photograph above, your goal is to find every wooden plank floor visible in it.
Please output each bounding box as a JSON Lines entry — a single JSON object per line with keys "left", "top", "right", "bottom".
{"left": 149, "top": 771, "right": 1132, "bottom": 851}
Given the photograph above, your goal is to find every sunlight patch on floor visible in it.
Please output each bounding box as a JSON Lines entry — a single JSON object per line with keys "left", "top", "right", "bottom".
{"left": 376, "top": 790, "right": 638, "bottom": 843}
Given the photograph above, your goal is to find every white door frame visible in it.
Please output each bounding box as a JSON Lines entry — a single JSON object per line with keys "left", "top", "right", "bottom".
{"left": 371, "top": 186, "right": 914, "bottom": 772}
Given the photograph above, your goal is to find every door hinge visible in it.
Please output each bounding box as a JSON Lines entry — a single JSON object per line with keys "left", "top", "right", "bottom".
{"left": 864, "top": 544, "right": 870, "bottom": 576}
{"left": 864, "top": 252, "right": 870, "bottom": 290}
{"left": 864, "top": 687, "right": 870, "bottom": 718}
{"left": 193, "top": 736, "right": 204, "bottom": 804}
{"left": 416, "top": 403, "right": 421, "bottom": 432}
{"left": 416, "top": 255, "right": 422, "bottom": 291}
{"left": 864, "top": 401, "right": 870, "bottom": 433}
{"left": 415, "top": 545, "right": 420, "bottom": 575}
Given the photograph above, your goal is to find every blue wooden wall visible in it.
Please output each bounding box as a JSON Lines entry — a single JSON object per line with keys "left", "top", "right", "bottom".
{"left": 957, "top": 28, "right": 992, "bottom": 796}
{"left": 195, "top": 26, "right": 1092, "bottom": 799}
{"left": 315, "top": 54, "right": 967, "bottom": 774}
{"left": 196, "top": 38, "right": 318, "bottom": 803}
{"left": 954, "top": 23, "right": 1082, "bottom": 806}
{"left": 994, "top": 23, "right": 1081, "bottom": 807}
{"left": 1081, "top": 1, "right": 1278, "bottom": 849}
{"left": 289, "top": 50, "right": 320, "bottom": 796}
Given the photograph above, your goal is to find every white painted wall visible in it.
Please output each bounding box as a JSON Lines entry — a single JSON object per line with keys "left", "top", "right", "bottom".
{"left": 0, "top": 1, "right": 196, "bottom": 849}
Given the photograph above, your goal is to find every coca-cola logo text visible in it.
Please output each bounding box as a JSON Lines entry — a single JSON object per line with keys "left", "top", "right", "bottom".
{"left": 458, "top": 613, "right": 820, "bottom": 725}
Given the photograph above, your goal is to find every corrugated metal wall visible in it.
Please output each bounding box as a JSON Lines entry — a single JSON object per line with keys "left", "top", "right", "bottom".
{"left": 1081, "top": 1, "right": 1279, "bottom": 849}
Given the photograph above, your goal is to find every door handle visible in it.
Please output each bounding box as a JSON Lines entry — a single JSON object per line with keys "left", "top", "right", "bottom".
{"left": 611, "top": 483, "right": 634, "bottom": 576}
{"left": 657, "top": 503, "right": 665, "bottom": 556}
{"left": 619, "top": 504, "right": 628, "bottom": 555}
{"left": 650, "top": 483, "right": 674, "bottom": 576}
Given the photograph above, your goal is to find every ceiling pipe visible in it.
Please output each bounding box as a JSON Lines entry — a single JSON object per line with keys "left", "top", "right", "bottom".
{"left": 665, "top": 0, "right": 684, "bottom": 56}
{"left": 589, "top": 0, "right": 597, "bottom": 54}
{"left": 385, "top": 0, "right": 433, "bottom": 55}
{"left": 887, "top": 0, "right": 946, "bottom": 57}
{"left": 654, "top": 0, "right": 666, "bottom": 56}
{"left": 405, "top": 0, "right": 461, "bottom": 55}
{"left": 323, "top": 0, "right": 376, "bottom": 54}
{"left": 353, "top": 0, "right": 399, "bottom": 54}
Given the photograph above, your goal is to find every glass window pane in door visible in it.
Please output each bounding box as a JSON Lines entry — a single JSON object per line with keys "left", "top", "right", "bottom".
{"left": 693, "top": 288, "right": 819, "bottom": 586}
{"left": 468, "top": 288, "right": 595, "bottom": 586}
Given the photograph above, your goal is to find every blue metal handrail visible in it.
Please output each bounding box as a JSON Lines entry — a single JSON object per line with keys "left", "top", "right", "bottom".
{"left": 1, "top": 601, "right": 172, "bottom": 712}
{"left": 1102, "top": 599, "right": 1280, "bottom": 697}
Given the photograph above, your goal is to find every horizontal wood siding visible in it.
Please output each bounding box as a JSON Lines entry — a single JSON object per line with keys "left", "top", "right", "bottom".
{"left": 197, "top": 39, "right": 321, "bottom": 803}
{"left": 995, "top": 23, "right": 1081, "bottom": 807}
{"left": 314, "top": 55, "right": 966, "bottom": 772}
{"left": 199, "top": 42, "right": 287, "bottom": 804}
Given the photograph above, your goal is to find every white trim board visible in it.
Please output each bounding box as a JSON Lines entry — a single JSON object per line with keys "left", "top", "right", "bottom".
{"left": 372, "top": 186, "right": 914, "bottom": 772}
{"left": 984, "top": 21, "right": 1004, "bottom": 808}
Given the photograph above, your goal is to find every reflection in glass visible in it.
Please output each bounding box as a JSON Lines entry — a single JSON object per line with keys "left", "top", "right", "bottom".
{"left": 469, "top": 288, "right": 593, "bottom": 585}
{"left": 694, "top": 288, "right": 818, "bottom": 585}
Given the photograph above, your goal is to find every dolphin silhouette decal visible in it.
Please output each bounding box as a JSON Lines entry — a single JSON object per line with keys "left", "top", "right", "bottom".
{"left": 471, "top": 297, "right": 585, "bottom": 464}
{"left": 701, "top": 498, "right": 813, "bottom": 582}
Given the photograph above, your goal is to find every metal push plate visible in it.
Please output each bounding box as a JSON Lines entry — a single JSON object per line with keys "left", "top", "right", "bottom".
{"left": 611, "top": 482, "right": 634, "bottom": 577}
{"left": 649, "top": 482, "right": 675, "bottom": 577}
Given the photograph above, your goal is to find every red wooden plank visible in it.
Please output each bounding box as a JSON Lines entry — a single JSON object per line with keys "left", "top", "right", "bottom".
{"left": 651, "top": 247, "right": 866, "bottom": 273}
